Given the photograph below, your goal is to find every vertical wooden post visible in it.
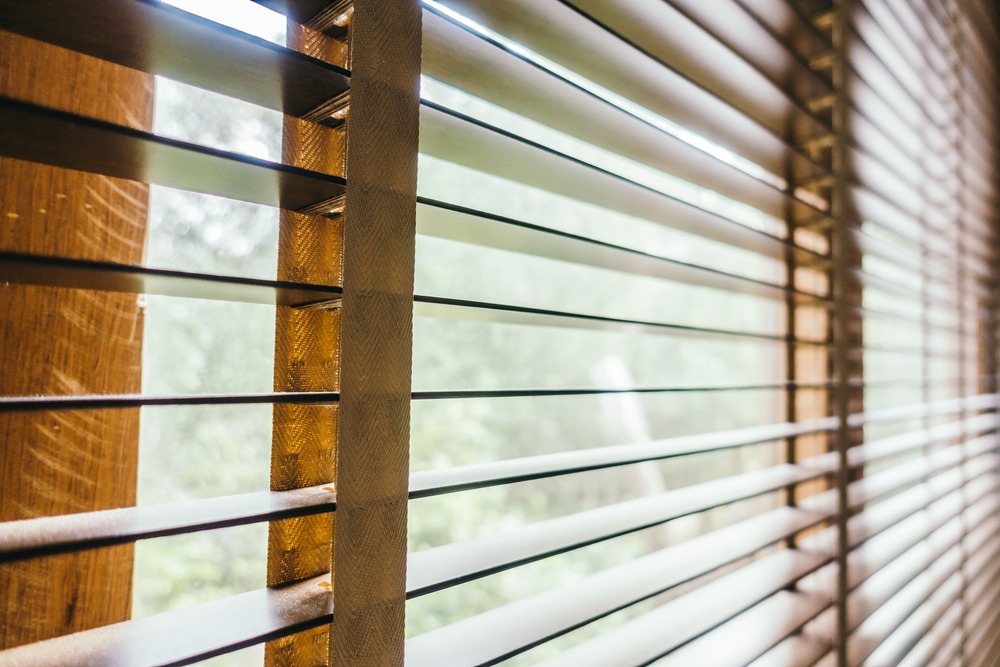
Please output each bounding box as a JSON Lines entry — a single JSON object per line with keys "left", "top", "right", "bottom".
{"left": 0, "top": 35, "right": 152, "bottom": 647}
{"left": 829, "top": 2, "right": 864, "bottom": 665}
{"left": 783, "top": 198, "right": 800, "bottom": 515}
{"left": 266, "top": 18, "right": 348, "bottom": 667}
{"left": 988, "top": 7, "right": 1000, "bottom": 416}
{"left": 332, "top": 1, "right": 421, "bottom": 665}
{"left": 947, "top": 5, "right": 970, "bottom": 660}
{"left": 784, "top": 140, "right": 834, "bottom": 538}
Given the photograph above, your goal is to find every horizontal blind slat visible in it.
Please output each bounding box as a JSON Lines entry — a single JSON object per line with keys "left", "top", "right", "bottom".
{"left": 429, "top": 0, "right": 817, "bottom": 179}
{"left": 0, "top": 575, "right": 332, "bottom": 666}
{"left": 800, "top": 485, "right": 1000, "bottom": 599}
{"left": 534, "top": 549, "right": 830, "bottom": 667}
{"left": 421, "top": 9, "right": 828, "bottom": 212}
{"left": 800, "top": 454, "right": 997, "bottom": 551}
{"left": 408, "top": 419, "right": 836, "bottom": 498}
{"left": 0, "top": 0, "right": 350, "bottom": 116}
{"left": 806, "top": 508, "right": 1000, "bottom": 655}
{"left": 412, "top": 294, "right": 821, "bottom": 345}
{"left": 250, "top": 0, "right": 346, "bottom": 25}
{"left": 405, "top": 506, "right": 824, "bottom": 667}
{"left": 414, "top": 199, "right": 816, "bottom": 302}
{"left": 849, "top": 394, "right": 999, "bottom": 424}
{"left": 418, "top": 102, "right": 827, "bottom": 260}
{"left": 863, "top": 571, "right": 965, "bottom": 667}
{"left": 843, "top": 521, "right": 1000, "bottom": 666}
{"left": 745, "top": 635, "right": 830, "bottom": 667}
{"left": 735, "top": 0, "right": 832, "bottom": 60}
{"left": 0, "top": 391, "right": 341, "bottom": 411}
{"left": 564, "top": 0, "right": 833, "bottom": 142}
{"left": 0, "top": 252, "right": 343, "bottom": 308}
{"left": 650, "top": 591, "right": 829, "bottom": 667}
{"left": 406, "top": 458, "right": 836, "bottom": 596}
{"left": 0, "top": 97, "right": 347, "bottom": 212}
{"left": 851, "top": 3, "right": 954, "bottom": 126}
{"left": 0, "top": 485, "right": 337, "bottom": 563}
{"left": 896, "top": 598, "right": 964, "bottom": 667}
{"left": 801, "top": 467, "right": 997, "bottom": 561}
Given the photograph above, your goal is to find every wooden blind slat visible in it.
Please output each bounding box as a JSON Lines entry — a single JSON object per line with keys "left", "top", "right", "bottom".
{"left": 421, "top": 8, "right": 829, "bottom": 207}
{"left": 411, "top": 294, "right": 829, "bottom": 343}
{"left": 534, "top": 549, "right": 830, "bottom": 667}
{"left": 419, "top": 102, "right": 829, "bottom": 260}
{"left": 0, "top": 0, "right": 351, "bottom": 117}
{"left": 746, "top": 635, "right": 830, "bottom": 667}
{"left": 0, "top": 575, "right": 333, "bottom": 666}
{"left": 407, "top": 458, "right": 836, "bottom": 597}
{"left": 0, "top": 97, "right": 347, "bottom": 213}
{"left": 432, "top": 0, "right": 821, "bottom": 180}
{"left": 651, "top": 591, "right": 829, "bottom": 667}
{"left": 568, "top": 0, "right": 833, "bottom": 142}
{"left": 0, "top": 486, "right": 337, "bottom": 563}
{"left": 0, "top": 252, "right": 343, "bottom": 308}
{"left": 415, "top": 199, "right": 820, "bottom": 301}
{"left": 405, "top": 506, "right": 824, "bottom": 667}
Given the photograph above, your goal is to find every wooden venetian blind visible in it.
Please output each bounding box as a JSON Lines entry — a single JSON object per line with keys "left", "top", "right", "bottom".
{"left": 0, "top": 0, "right": 419, "bottom": 664}
{"left": 0, "top": 0, "right": 998, "bottom": 665}
{"left": 402, "top": 0, "right": 1000, "bottom": 665}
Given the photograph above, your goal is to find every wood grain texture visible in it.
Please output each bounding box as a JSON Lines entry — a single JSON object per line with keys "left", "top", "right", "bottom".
{"left": 0, "top": 33, "right": 152, "bottom": 648}
{"left": 288, "top": 20, "right": 349, "bottom": 70}
{"left": 331, "top": 1, "right": 421, "bottom": 665}
{"left": 265, "top": 17, "right": 348, "bottom": 667}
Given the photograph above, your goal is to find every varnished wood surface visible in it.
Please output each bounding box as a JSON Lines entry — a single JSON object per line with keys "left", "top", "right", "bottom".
{"left": 265, "top": 18, "right": 347, "bottom": 667}
{"left": 0, "top": 33, "right": 152, "bottom": 648}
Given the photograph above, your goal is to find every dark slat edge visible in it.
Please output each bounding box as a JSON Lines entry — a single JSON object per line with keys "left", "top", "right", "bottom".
{"left": 0, "top": 391, "right": 340, "bottom": 411}
{"left": 0, "top": 96, "right": 347, "bottom": 212}
{"left": 406, "top": 458, "right": 835, "bottom": 597}
{"left": 415, "top": 197, "right": 831, "bottom": 305}
{"left": 419, "top": 100, "right": 831, "bottom": 264}
{"left": 405, "top": 507, "right": 826, "bottom": 667}
{"left": 0, "top": 0, "right": 350, "bottom": 117}
{"left": 0, "top": 485, "right": 337, "bottom": 563}
{"left": 408, "top": 418, "right": 836, "bottom": 497}
{"left": 413, "top": 292, "right": 827, "bottom": 344}
{"left": 0, "top": 575, "right": 332, "bottom": 667}
{"left": 0, "top": 252, "right": 343, "bottom": 308}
